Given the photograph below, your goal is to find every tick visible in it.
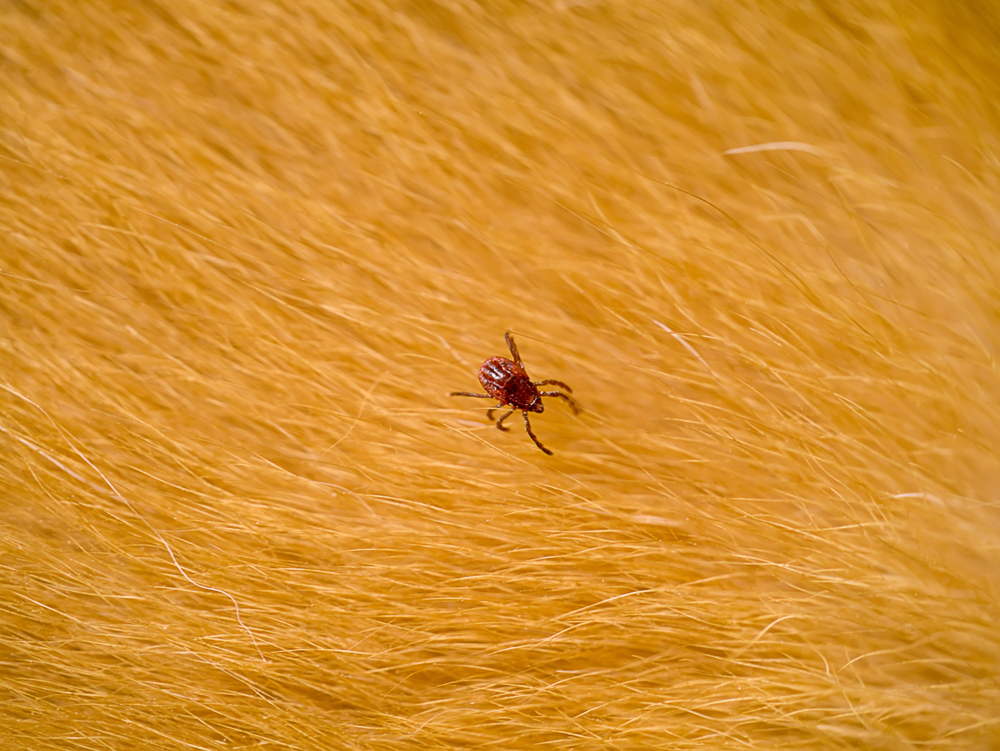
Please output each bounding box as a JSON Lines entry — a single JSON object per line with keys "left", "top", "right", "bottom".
{"left": 450, "top": 331, "right": 580, "bottom": 455}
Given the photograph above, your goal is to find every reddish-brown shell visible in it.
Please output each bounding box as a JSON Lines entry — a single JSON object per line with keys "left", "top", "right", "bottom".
{"left": 478, "top": 356, "right": 544, "bottom": 413}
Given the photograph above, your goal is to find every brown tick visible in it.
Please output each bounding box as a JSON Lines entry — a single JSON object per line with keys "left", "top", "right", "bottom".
{"left": 450, "top": 331, "right": 579, "bottom": 455}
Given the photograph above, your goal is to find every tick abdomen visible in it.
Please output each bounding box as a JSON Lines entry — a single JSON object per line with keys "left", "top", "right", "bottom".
{"left": 478, "top": 356, "right": 520, "bottom": 391}
{"left": 478, "top": 356, "right": 541, "bottom": 410}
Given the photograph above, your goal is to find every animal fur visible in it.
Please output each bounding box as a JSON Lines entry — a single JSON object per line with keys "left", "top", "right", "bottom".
{"left": 1, "top": 0, "right": 998, "bottom": 748}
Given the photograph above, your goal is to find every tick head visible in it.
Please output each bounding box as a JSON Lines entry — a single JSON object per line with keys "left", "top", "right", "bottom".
{"left": 527, "top": 395, "right": 544, "bottom": 414}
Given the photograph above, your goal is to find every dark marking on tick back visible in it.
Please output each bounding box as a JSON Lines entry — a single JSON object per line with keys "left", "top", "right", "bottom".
{"left": 450, "top": 331, "right": 579, "bottom": 455}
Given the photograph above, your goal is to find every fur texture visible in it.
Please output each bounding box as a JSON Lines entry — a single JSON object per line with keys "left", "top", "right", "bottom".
{"left": 1, "top": 0, "right": 998, "bottom": 748}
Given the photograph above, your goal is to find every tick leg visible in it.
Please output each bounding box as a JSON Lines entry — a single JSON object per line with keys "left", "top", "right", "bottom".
{"left": 534, "top": 379, "right": 573, "bottom": 393}
{"left": 539, "top": 390, "right": 580, "bottom": 415}
{"left": 450, "top": 391, "right": 493, "bottom": 399}
{"left": 494, "top": 409, "right": 515, "bottom": 431}
{"left": 522, "top": 412, "right": 553, "bottom": 455}
{"left": 486, "top": 402, "right": 505, "bottom": 421}
{"left": 505, "top": 331, "right": 524, "bottom": 368}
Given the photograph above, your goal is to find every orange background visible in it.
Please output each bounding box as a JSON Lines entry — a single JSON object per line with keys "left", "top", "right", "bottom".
{"left": 2, "top": 1, "right": 998, "bottom": 747}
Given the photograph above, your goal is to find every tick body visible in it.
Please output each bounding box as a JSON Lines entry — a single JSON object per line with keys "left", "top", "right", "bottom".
{"left": 451, "top": 332, "right": 579, "bottom": 455}
{"left": 478, "top": 357, "right": 543, "bottom": 413}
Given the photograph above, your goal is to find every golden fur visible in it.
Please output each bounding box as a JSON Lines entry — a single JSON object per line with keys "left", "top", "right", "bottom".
{"left": 2, "top": 0, "right": 998, "bottom": 747}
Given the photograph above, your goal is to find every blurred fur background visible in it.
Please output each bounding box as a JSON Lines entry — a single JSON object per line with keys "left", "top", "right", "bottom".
{"left": 2, "top": 0, "right": 999, "bottom": 748}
